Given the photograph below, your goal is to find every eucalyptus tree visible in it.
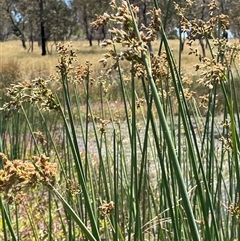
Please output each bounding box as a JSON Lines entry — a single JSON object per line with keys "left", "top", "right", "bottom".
{"left": 70, "top": 0, "right": 111, "bottom": 46}
{"left": 0, "top": 0, "right": 46, "bottom": 53}
{"left": 0, "top": 2, "right": 11, "bottom": 41}
{"left": 32, "top": 0, "right": 75, "bottom": 55}
{"left": 44, "top": 0, "right": 76, "bottom": 43}
{"left": 0, "top": 0, "right": 74, "bottom": 55}
{"left": 0, "top": 0, "right": 29, "bottom": 48}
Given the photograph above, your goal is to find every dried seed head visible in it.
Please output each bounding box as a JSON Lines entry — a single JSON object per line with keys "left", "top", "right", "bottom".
{"left": 99, "top": 201, "right": 114, "bottom": 219}
{"left": 0, "top": 153, "right": 57, "bottom": 203}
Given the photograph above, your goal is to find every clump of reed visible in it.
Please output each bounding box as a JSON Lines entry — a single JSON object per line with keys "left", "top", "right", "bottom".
{"left": 1, "top": 0, "right": 240, "bottom": 240}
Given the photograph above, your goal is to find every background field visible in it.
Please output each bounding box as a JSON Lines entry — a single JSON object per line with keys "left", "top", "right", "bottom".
{"left": 1, "top": 30, "right": 240, "bottom": 240}
{"left": 0, "top": 39, "right": 220, "bottom": 79}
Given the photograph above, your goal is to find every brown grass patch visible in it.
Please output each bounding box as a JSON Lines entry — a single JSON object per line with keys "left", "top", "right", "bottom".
{"left": 1, "top": 38, "right": 240, "bottom": 82}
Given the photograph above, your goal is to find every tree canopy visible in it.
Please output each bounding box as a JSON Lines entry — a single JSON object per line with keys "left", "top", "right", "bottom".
{"left": 0, "top": 0, "right": 238, "bottom": 54}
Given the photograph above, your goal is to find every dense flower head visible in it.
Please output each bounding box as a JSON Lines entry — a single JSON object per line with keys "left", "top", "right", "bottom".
{"left": 0, "top": 153, "right": 57, "bottom": 203}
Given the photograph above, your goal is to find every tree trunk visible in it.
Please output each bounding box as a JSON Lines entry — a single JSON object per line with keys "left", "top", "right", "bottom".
{"left": 142, "top": 2, "right": 152, "bottom": 53}
{"left": 6, "top": 7, "right": 26, "bottom": 49}
{"left": 41, "top": 22, "right": 46, "bottom": 55}
{"left": 199, "top": 37, "right": 206, "bottom": 58}
{"left": 89, "top": 38, "right": 93, "bottom": 46}
{"left": 39, "top": 0, "right": 46, "bottom": 56}
{"left": 27, "top": 32, "right": 34, "bottom": 52}
{"left": 21, "top": 37, "right": 26, "bottom": 49}
{"left": 179, "top": 25, "right": 185, "bottom": 52}
{"left": 86, "top": 25, "right": 93, "bottom": 46}
{"left": 83, "top": 3, "right": 93, "bottom": 46}
{"left": 199, "top": 0, "right": 206, "bottom": 57}
{"left": 180, "top": 36, "right": 185, "bottom": 52}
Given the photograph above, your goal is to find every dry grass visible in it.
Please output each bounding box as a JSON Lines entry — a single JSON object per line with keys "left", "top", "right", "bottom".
{"left": 0, "top": 40, "right": 114, "bottom": 79}
{"left": 0, "top": 39, "right": 239, "bottom": 81}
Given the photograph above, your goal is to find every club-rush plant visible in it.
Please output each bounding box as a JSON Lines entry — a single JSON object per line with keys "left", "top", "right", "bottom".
{"left": 0, "top": 0, "right": 240, "bottom": 240}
